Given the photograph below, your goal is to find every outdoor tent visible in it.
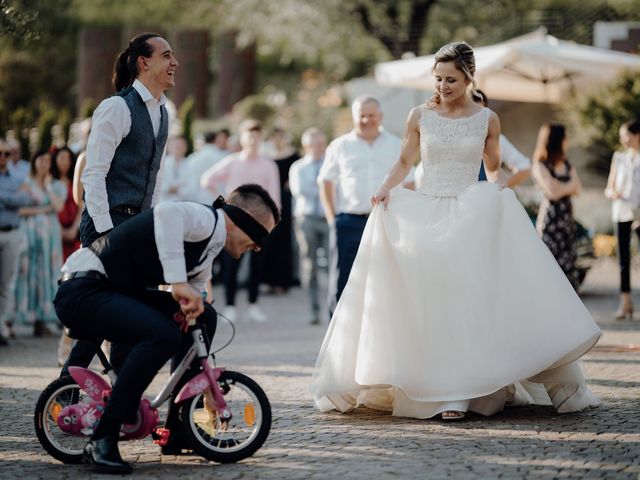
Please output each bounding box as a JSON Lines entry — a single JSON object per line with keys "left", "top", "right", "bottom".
{"left": 374, "top": 28, "right": 640, "bottom": 103}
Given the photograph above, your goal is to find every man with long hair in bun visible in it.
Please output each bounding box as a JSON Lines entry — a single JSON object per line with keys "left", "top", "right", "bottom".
{"left": 79, "top": 32, "right": 178, "bottom": 245}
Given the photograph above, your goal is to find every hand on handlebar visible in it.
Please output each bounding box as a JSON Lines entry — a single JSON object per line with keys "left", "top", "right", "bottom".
{"left": 171, "top": 282, "right": 204, "bottom": 320}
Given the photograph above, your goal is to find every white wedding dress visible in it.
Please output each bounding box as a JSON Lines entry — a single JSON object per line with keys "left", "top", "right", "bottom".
{"left": 310, "top": 106, "right": 602, "bottom": 418}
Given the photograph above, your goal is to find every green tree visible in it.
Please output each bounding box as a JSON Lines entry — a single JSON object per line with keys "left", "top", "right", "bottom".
{"left": 0, "top": 0, "right": 79, "bottom": 132}
{"left": 36, "top": 105, "right": 56, "bottom": 152}
{"left": 58, "top": 108, "right": 72, "bottom": 145}
{"left": 0, "top": 0, "right": 39, "bottom": 42}
{"left": 179, "top": 96, "right": 195, "bottom": 155}
{"left": 563, "top": 70, "right": 640, "bottom": 175}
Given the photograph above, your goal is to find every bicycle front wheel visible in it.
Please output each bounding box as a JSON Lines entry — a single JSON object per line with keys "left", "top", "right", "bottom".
{"left": 179, "top": 370, "right": 271, "bottom": 463}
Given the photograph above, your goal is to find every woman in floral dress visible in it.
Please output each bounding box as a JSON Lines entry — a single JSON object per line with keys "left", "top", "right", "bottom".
{"left": 12, "top": 149, "right": 65, "bottom": 336}
{"left": 532, "top": 123, "right": 583, "bottom": 290}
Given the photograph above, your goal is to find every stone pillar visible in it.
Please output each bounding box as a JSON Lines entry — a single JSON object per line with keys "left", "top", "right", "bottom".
{"left": 77, "top": 26, "right": 121, "bottom": 115}
{"left": 172, "top": 30, "right": 209, "bottom": 118}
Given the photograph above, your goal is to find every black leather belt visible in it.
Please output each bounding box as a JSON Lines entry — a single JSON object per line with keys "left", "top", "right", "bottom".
{"left": 111, "top": 206, "right": 140, "bottom": 216}
{"left": 59, "top": 270, "right": 108, "bottom": 285}
{"left": 0, "top": 225, "right": 17, "bottom": 232}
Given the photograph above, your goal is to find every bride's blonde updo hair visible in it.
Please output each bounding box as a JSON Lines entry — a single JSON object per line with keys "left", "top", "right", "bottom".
{"left": 428, "top": 41, "right": 480, "bottom": 106}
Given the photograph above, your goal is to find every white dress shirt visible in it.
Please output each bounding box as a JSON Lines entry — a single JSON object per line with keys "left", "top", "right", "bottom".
{"left": 82, "top": 79, "right": 169, "bottom": 233}
{"left": 318, "top": 129, "right": 411, "bottom": 215}
{"left": 183, "top": 144, "right": 229, "bottom": 203}
{"left": 500, "top": 135, "right": 531, "bottom": 172}
{"left": 61, "top": 201, "right": 226, "bottom": 294}
{"left": 609, "top": 150, "right": 640, "bottom": 223}
{"left": 290, "top": 154, "right": 325, "bottom": 218}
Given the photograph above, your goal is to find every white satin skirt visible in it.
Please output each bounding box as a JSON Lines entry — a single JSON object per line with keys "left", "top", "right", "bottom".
{"left": 310, "top": 183, "right": 602, "bottom": 418}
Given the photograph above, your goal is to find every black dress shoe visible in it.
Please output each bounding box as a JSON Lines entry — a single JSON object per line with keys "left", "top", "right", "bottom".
{"left": 160, "top": 441, "right": 187, "bottom": 456}
{"left": 84, "top": 436, "right": 133, "bottom": 474}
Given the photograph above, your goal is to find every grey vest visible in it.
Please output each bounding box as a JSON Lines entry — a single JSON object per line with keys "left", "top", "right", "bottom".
{"left": 106, "top": 86, "right": 168, "bottom": 211}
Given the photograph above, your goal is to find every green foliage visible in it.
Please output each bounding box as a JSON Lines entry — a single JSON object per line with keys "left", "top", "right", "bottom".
{"left": 424, "top": 0, "right": 638, "bottom": 53}
{"left": 272, "top": 72, "right": 345, "bottom": 143}
{"left": 179, "top": 96, "right": 195, "bottom": 155}
{"left": 563, "top": 70, "right": 640, "bottom": 175}
{"left": 9, "top": 107, "right": 32, "bottom": 157}
{"left": 0, "top": 0, "right": 40, "bottom": 43}
{"left": 36, "top": 105, "right": 56, "bottom": 152}
{"left": 80, "top": 98, "right": 96, "bottom": 119}
{"left": 232, "top": 95, "right": 276, "bottom": 124}
{"left": 0, "top": 0, "right": 78, "bottom": 133}
{"left": 58, "top": 109, "right": 72, "bottom": 145}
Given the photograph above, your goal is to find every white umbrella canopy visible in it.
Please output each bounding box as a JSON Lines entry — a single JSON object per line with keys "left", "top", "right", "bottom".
{"left": 374, "top": 28, "right": 640, "bottom": 103}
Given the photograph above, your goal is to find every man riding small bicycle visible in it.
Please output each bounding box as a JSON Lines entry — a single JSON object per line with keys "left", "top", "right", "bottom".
{"left": 53, "top": 184, "right": 279, "bottom": 474}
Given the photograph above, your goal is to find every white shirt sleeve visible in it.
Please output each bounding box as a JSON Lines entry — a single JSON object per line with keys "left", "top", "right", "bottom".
{"left": 288, "top": 161, "right": 302, "bottom": 197}
{"left": 499, "top": 135, "right": 531, "bottom": 173}
{"left": 82, "top": 96, "right": 131, "bottom": 233}
{"left": 153, "top": 201, "right": 217, "bottom": 285}
{"left": 317, "top": 140, "right": 340, "bottom": 183}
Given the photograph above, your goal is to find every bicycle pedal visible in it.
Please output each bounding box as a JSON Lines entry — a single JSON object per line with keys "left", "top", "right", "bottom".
{"left": 152, "top": 427, "right": 171, "bottom": 446}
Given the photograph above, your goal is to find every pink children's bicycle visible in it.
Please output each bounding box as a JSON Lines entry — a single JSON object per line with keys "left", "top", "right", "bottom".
{"left": 34, "top": 314, "right": 271, "bottom": 464}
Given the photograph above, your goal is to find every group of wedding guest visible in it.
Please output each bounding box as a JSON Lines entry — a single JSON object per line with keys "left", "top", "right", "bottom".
{"left": 0, "top": 142, "right": 82, "bottom": 346}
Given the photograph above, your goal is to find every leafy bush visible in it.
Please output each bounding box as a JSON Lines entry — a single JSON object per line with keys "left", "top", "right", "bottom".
{"left": 563, "top": 70, "right": 640, "bottom": 176}
{"left": 232, "top": 94, "right": 277, "bottom": 124}
{"left": 36, "top": 106, "right": 56, "bottom": 152}
{"left": 179, "top": 96, "right": 195, "bottom": 155}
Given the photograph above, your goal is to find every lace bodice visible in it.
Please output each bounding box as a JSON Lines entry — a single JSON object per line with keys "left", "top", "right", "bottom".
{"left": 417, "top": 106, "right": 491, "bottom": 196}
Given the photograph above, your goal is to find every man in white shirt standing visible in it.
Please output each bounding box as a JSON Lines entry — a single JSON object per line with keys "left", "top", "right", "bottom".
{"left": 290, "top": 128, "right": 329, "bottom": 325}
{"left": 318, "top": 96, "right": 414, "bottom": 315}
{"left": 79, "top": 32, "right": 179, "bottom": 245}
{"left": 64, "top": 32, "right": 179, "bottom": 375}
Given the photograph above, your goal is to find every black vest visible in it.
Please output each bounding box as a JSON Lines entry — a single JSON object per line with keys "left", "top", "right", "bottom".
{"left": 106, "top": 86, "right": 168, "bottom": 211}
{"left": 90, "top": 206, "right": 218, "bottom": 293}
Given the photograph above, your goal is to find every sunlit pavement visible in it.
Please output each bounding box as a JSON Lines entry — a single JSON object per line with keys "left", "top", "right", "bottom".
{"left": 0, "top": 256, "right": 638, "bottom": 479}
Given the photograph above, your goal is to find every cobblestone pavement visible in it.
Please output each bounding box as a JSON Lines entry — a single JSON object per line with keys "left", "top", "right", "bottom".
{"left": 0, "top": 257, "right": 639, "bottom": 479}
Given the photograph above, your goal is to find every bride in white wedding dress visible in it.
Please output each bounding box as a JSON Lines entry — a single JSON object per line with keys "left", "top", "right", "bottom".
{"left": 310, "top": 42, "right": 601, "bottom": 420}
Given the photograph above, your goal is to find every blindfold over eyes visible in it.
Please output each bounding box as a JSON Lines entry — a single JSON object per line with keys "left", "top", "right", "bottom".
{"left": 213, "top": 196, "right": 269, "bottom": 247}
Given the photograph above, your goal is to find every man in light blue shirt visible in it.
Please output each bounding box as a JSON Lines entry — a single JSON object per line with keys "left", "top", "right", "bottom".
{"left": 6, "top": 138, "right": 29, "bottom": 183}
{"left": 290, "top": 128, "right": 329, "bottom": 324}
{"left": 0, "top": 139, "right": 32, "bottom": 346}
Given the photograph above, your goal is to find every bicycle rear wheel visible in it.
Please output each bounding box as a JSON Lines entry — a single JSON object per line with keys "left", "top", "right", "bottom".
{"left": 179, "top": 370, "right": 271, "bottom": 463}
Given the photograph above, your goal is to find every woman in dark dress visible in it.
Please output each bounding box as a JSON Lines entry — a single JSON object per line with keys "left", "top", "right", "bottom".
{"left": 532, "top": 123, "right": 583, "bottom": 290}
{"left": 262, "top": 128, "right": 299, "bottom": 293}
